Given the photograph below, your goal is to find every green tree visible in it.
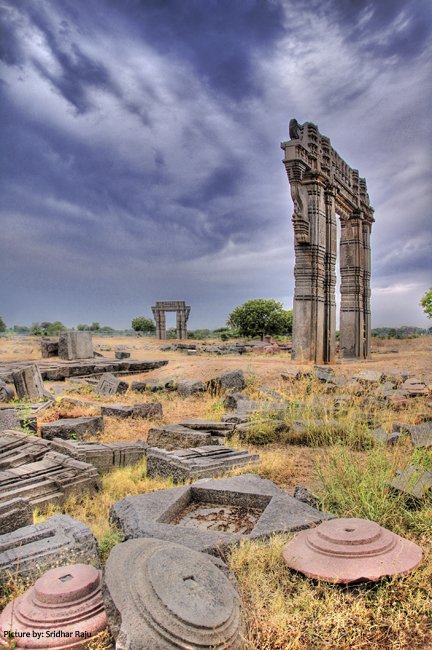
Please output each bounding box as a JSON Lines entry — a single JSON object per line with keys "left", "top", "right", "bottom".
{"left": 420, "top": 288, "right": 432, "bottom": 319}
{"left": 90, "top": 322, "right": 100, "bottom": 331}
{"left": 0, "top": 317, "right": 6, "bottom": 333}
{"left": 227, "top": 299, "right": 293, "bottom": 340}
{"left": 131, "top": 316, "right": 156, "bottom": 333}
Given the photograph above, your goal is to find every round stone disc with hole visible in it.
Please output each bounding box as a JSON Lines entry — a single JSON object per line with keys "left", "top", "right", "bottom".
{"left": 282, "top": 518, "right": 423, "bottom": 583}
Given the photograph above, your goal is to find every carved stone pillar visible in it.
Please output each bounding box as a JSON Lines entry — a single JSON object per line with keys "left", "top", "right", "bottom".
{"left": 176, "top": 310, "right": 186, "bottom": 340}
{"left": 362, "top": 220, "right": 372, "bottom": 358}
{"left": 291, "top": 173, "right": 327, "bottom": 363}
{"left": 154, "top": 310, "right": 166, "bottom": 340}
{"left": 324, "top": 186, "right": 337, "bottom": 363}
{"left": 339, "top": 211, "right": 366, "bottom": 358}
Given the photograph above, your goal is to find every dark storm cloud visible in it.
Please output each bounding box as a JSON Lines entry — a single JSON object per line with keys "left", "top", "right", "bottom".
{"left": 0, "top": 0, "right": 431, "bottom": 328}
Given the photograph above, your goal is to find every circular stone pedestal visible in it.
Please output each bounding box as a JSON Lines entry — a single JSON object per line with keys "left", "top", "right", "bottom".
{"left": 104, "top": 538, "right": 242, "bottom": 649}
{"left": 0, "top": 564, "right": 107, "bottom": 648}
{"left": 282, "top": 518, "right": 423, "bottom": 583}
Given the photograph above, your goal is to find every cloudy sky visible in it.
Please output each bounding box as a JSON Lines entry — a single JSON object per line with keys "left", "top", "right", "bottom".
{"left": 1, "top": 0, "right": 431, "bottom": 330}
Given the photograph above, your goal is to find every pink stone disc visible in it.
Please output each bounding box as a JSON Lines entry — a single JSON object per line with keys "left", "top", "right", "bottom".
{"left": 282, "top": 518, "right": 423, "bottom": 583}
{"left": 0, "top": 564, "right": 107, "bottom": 648}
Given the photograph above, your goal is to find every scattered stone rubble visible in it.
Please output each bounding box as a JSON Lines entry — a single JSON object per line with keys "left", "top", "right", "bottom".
{"left": 12, "top": 365, "right": 50, "bottom": 401}
{"left": 0, "top": 497, "right": 33, "bottom": 534}
{"left": 58, "top": 331, "right": 94, "bottom": 360}
{"left": 104, "top": 538, "right": 242, "bottom": 649}
{"left": 110, "top": 473, "right": 332, "bottom": 556}
{"left": 95, "top": 372, "right": 129, "bottom": 396}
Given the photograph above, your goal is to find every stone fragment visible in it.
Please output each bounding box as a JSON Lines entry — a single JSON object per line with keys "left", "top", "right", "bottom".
{"left": 12, "top": 365, "right": 47, "bottom": 400}
{"left": 147, "top": 424, "right": 215, "bottom": 450}
{"left": 115, "top": 350, "right": 131, "bottom": 359}
{"left": 40, "top": 338, "right": 59, "bottom": 358}
{"left": 207, "top": 370, "right": 245, "bottom": 396}
{"left": 103, "top": 538, "right": 241, "bottom": 649}
{"left": 177, "top": 379, "right": 206, "bottom": 397}
{"left": 0, "top": 380, "right": 14, "bottom": 403}
{"left": 293, "top": 485, "right": 320, "bottom": 509}
{"left": 401, "top": 378, "right": 429, "bottom": 397}
{"left": 101, "top": 402, "right": 163, "bottom": 419}
{"left": 147, "top": 445, "right": 259, "bottom": 482}
{"left": 58, "top": 331, "right": 94, "bottom": 360}
{"left": 397, "top": 422, "right": 432, "bottom": 448}
{"left": 371, "top": 427, "right": 403, "bottom": 446}
{"left": 95, "top": 372, "right": 128, "bottom": 396}
{"left": 0, "top": 515, "right": 100, "bottom": 585}
{"left": 0, "top": 449, "right": 101, "bottom": 508}
{"left": 281, "top": 367, "right": 304, "bottom": 381}
{"left": 390, "top": 465, "right": 432, "bottom": 501}
{"left": 0, "top": 498, "right": 33, "bottom": 534}
{"left": 282, "top": 517, "right": 423, "bottom": 583}
{"left": 131, "top": 377, "right": 176, "bottom": 392}
{"left": 352, "top": 370, "right": 383, "bottom": 385}
{"left": 41, "top": 416, "right": 104, "bottom": 440}
{"left": 50, "top": 439, "right": 148, "bottom": 473}
{"left": 314, "top": 366, "right": 336, "bottom": 383}
{"left": 110, "top": 474, "right": 332, "bottom": 556}
{"left": 0, "top": 564, "right": 108, "bottom": 648}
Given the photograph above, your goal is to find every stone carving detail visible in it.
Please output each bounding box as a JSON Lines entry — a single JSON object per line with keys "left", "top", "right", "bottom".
{"left": 151, "top": 300, "right": 190, "bottom": 340}
{"left": 281, "top": 120, "right": 374, "bottom": 363}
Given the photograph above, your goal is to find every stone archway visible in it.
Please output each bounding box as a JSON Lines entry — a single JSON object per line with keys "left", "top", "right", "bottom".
{"left": 151, "top": 301, "right": 190, "bottom": 340}
{"left": 281, "top": 120, "right": 374, "bottom": 363}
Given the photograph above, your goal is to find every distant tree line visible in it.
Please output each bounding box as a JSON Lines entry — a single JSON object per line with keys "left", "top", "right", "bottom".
{"left": 372, "top": 326, "right": 432, "bottom": 339}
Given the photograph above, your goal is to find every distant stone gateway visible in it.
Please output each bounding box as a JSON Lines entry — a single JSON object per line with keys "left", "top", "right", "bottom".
{"left": 151, "top": 300, "right": 190, "bottom": 340}
{"left": 281, "top": 120, "right": 374, "bottom": 363}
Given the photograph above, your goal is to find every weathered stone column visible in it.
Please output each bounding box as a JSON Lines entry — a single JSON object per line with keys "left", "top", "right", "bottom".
{"left": 291, "top": 174, "right": 327, "bottom": 363}
{"left": 154, "top": 310, "right": 166, "bottom": 340}
{"left": 339, "top": 211, "right": 366, "bottom": 358}
{"left": 362, "top": 219, "right": 372, "bottom": 358}
{"left": 324, "top": 186, "right": 337, "bottom": 363}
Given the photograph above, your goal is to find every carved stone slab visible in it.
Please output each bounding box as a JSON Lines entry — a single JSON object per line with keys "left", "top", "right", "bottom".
{"left": 58, "top": 331, "right": 94, "bottom": 360}
{"left": 110, "top": 474, "right": 332, "bottom": 556}
{"left": 12, "top": 365, "right": 47, "bottom": 401}
{"left": 0, "top": 430, "right": 50, "bottom": 469}
{"left": 0, "top": 564, "right": 108, "bottom": 647}
{"left": 0, "top": 498, "right": 33, "bottom": 534}
{"left": 0, "top": 450, "right": 101, "bottom": 508}
{"left": 103, "top": 538, "right": 241, "bottom": 649}
{"left": 0, "top": 515, "right": 100, "bottom": 585}
{"left": 282, "top": 518, "right": 423, "bottom": 583}
{"left": 41, "top": 416, "right": 104, "bottom": 440}
{"left": 147, "top": 424, "right": 216, "bottom": 450}
{"left": 0, "top": 359, "right": 169, "bottom": 382}
{"left": 101, "top": 402, "right": 162, "bottom": 419}
{"left": 95, "top": 372, "right": 129, "bottom": 396}
{"left": 147, "top": 445, "right": 259, "bottom": 482}
{"left": 50, "top": 439, "right": 148, "bottom": 474}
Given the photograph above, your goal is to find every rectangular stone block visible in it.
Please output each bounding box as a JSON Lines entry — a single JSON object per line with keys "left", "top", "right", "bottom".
{"left": 0, "top": 450, "right": 101, "bottom": 508}
{"left": 0, "top": 515, "right": 100, "bottom": 585}
{"left": 115, "top": 351, "right": 131, "bottom": 359}
{"left": 41, "top": 416, "right": 104, "bottom": 440}
{"left": 12, "top": 365, "right": 46, "bottom": 400}
{"left": 95, "top": 372, "right": 129, "bottom": 396}
{"left": 101, "top": 403, "right": 162, "bottom": 419}
{"left": 58, "top": 332, "right": 94, "bottom": 360}
{"left": 147, "top": 445, "right": 260, "bottom": 482}
{"left": 50, "top": 438, "right": 148, "bottom": 473}
{"left": 0, "top": 497, "right": 33, "bottom": 534}
{"left": 147, "top": 424, "right": 216, "bottom": 450}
